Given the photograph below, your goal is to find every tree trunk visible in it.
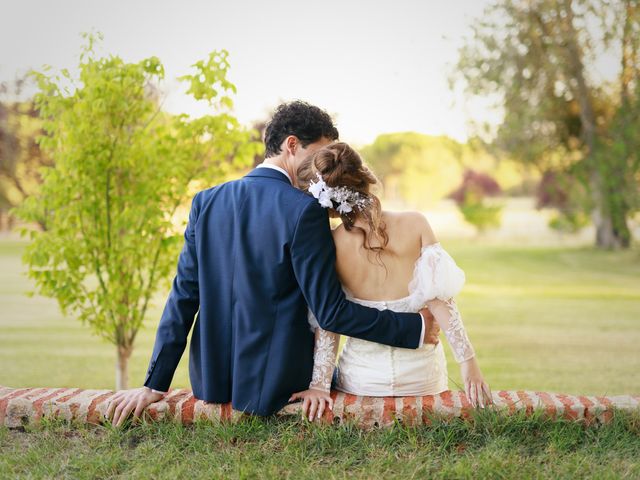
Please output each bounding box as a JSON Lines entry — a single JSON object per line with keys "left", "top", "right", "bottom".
{"left": 115, "top": 344, "right": 132, "bottom": 390}
{"left": 561, "top": 0, "right": 628, "bottom": 249}
{"left": 605, "top": 0, "right": 638, "bottom": 250}
{"left": 588, "top": 168, "right": 630, "bottom": 249}
{"left": 610, "top": 207, "right": 631, "bottom": 249}
{"left": 590, "top": 0, "right": 636, "bottom": 250}
{"left": 590, "top": 190, "right": 630, "bottom": 249}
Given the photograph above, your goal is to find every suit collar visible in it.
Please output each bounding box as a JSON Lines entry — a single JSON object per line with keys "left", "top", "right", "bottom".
{"left": 245, "top": 166, "right": 293, "bottom": 185}
{"left": 255, "top": 163, "right": 293, "bottom": 184}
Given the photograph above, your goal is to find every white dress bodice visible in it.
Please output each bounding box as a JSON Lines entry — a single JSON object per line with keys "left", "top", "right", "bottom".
{"left": 307, "top": 242, "right": 475, "bottom": 397}
{"left": 334, "top": 293, "right": 450, "bottom": 396}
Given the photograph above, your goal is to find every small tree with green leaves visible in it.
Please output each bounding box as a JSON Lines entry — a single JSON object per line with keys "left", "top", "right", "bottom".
{"left": 11, "top": 34, "right": 262, "bottom": 389}
{"left": 449, "top": 169, "right": 503, "bottom": 233}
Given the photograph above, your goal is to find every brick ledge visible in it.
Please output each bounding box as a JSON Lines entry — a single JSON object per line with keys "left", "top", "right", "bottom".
{"left": 1, "top": 385, "right": 638, "bottom": 429}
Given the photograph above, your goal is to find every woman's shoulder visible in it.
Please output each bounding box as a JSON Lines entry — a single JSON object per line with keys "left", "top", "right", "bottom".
{"left": 383, "top": 211, "right": 438, "bottom": 246}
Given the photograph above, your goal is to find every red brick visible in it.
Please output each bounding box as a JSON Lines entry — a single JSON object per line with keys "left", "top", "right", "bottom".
{"left": 2, "top": 385, "right": 638, "bottom": 429}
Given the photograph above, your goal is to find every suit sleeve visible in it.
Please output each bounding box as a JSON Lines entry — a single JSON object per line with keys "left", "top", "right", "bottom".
{"left": 290, "top": 200, "right": 422, "bottom": 349}
{"left": 143, "top": 191, "right": 202, "bottom": 391}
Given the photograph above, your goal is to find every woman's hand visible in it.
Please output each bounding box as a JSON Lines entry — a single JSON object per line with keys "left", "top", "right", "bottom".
{"left": 460, "top": 357, "right": 493, "bottom": 408}
{"left": 289, "top": 388, "right": 334, "bottom": 421}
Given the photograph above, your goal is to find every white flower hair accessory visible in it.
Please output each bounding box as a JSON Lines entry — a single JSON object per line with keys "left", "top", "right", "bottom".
{"left": 308, "top": 172, "right": 372, "bottom": 214}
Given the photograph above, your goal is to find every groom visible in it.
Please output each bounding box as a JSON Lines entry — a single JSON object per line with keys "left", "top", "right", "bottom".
{"left": 106, "top": 101, "right": 440, "bottom": 426}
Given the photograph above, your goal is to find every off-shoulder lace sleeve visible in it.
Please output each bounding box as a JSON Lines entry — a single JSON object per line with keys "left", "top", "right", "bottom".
{"left": 307, "top": 309, "right": 339, "bottom": 392}
{"left": 407, "top": 242, "right": 466, "bottom": 310}
{"left": 408, "top": 243, "right": 475, "bottom": 363}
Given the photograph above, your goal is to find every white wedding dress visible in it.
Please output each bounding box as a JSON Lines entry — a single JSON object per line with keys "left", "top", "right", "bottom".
{"left": 307, "top": 242, "right": 476, "bottom": 396}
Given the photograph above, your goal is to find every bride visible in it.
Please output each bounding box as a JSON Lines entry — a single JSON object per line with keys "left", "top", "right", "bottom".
{"left": 289, "top": 142, "right": 493, "bottom": 421}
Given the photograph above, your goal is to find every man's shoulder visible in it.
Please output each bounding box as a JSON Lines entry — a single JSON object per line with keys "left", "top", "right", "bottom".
{"left": 286, "top": 184, "right": 316, "bottom": 204}
{"left": 195, "top": 177, "right": 244, "bottom": 200}
{"left": 195, "top": 175, "right": 318, "bottom": 212}
{"left": 276, "top": 184, "right": 322, "bottom": 226}
{"left": 201, "top": 177, "right": 242, "bottom": 193}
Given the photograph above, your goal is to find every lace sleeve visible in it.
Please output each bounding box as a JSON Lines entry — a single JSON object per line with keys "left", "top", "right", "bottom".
{"left": 426, "top": 297, "right": 475, "bottom": 363}
{"left": 308, "top": 327, "right": 339, "bottom": 392}
{"left": 407, "top": 242, "right": 466, "bottom": 311}
{"left": 407, "top": 243, "right": 474, "bottom": 363}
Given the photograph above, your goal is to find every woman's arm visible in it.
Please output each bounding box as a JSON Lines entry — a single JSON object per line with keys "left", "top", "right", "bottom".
{"left": 309, "top": 327, "right": 340, "bottom": 392}
{"left": 289, "top": 327, "right": 340, "bottom": 421}
{"left": 411, "top": 213, "right": 492, "bottom": 408}
{"left": 425, "top": 297, "right": 475, "bottom": 363}
{"left": 426, "top": 297, "right": 492, "bottom": 408}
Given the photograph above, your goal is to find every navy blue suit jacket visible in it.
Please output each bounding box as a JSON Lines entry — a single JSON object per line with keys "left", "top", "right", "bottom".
{"left": 143, "top": 166, "right": 423, "bottom": 416}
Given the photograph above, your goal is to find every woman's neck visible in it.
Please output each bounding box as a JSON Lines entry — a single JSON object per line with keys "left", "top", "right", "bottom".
{"left": 352, "top": 210, "right": 386, "bottom": 230}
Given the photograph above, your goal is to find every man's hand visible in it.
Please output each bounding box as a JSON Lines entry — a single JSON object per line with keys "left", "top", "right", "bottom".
{"left": 105, "top": 387, "right": 166, "bottom": 428}
{"left": 419, "top": 307, "right": 441, "bottom": 345}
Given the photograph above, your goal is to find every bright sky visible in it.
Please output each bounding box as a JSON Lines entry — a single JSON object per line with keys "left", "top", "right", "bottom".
{"left": 3, "top": 0, "right": 504, "bottom": 144}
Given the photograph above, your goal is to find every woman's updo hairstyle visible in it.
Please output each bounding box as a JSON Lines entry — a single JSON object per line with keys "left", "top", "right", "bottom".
{"left": 297, "top": 142, "right": 389, "bottom": 263}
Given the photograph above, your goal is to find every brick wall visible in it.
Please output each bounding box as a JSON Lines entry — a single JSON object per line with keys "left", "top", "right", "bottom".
{"left": 1, "top": 385, "right": 638, "bottom": 430}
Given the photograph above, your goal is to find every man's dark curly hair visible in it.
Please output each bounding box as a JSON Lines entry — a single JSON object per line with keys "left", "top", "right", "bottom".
{"left": 263, "top": 101, "right": 339, "bottom": 158}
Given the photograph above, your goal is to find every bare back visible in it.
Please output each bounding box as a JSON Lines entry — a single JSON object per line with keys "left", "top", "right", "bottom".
{"left": 332, "top": 211, "right": 437, "bottom": 301}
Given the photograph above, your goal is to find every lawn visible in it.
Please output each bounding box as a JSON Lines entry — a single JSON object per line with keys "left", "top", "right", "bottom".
{"left": 2, "top": 237, "right": 640, "bottom": 479}
{"left": 1, "top": 407, "right": 639, "bottom": 478}
{"left": 1, "top": 238, "right": 638, "bottom": 396}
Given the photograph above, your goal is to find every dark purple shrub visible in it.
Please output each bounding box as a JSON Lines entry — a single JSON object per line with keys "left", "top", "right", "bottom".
{"left": 448, "top": 169, "right": 502, "bottom": 206}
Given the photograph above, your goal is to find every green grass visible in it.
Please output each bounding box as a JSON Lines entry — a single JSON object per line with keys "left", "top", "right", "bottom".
{"left": 2, "top": 238, "right": 639, "bottom": 396}
{"left": 2, "top": 238, "right": 640, "bottom": 478}
{"left": 1, "top": 407, "right": 639, "bottom": 479}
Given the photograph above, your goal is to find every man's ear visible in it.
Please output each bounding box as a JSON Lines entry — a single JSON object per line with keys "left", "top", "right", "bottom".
{"left": 284, "top": 135, "right": 298, "bottom": 156}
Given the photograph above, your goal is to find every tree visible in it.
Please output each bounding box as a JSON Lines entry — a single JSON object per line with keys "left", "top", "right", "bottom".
{"left": 360, "top": 132, "right": 464, "bottom": 208}
{"left": 536, "top": 169, "right": 590, "bottom": 232}
{"left": 449, "top": 169, "right": 504, "bottom": 233}
{"left": 0, "top": 75, "right": 51, "bottom": 230}
{"left": 452, "top": 0, "right": 640, "bottom": 249}
{"left": 250, "top": 117, "right": 268, "bottom": 168}
{"left": 11, "top": 34, "right": 262, "bottom": 389}
{"left": 597, "top": 0, "right": 640, "bottom": 247}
